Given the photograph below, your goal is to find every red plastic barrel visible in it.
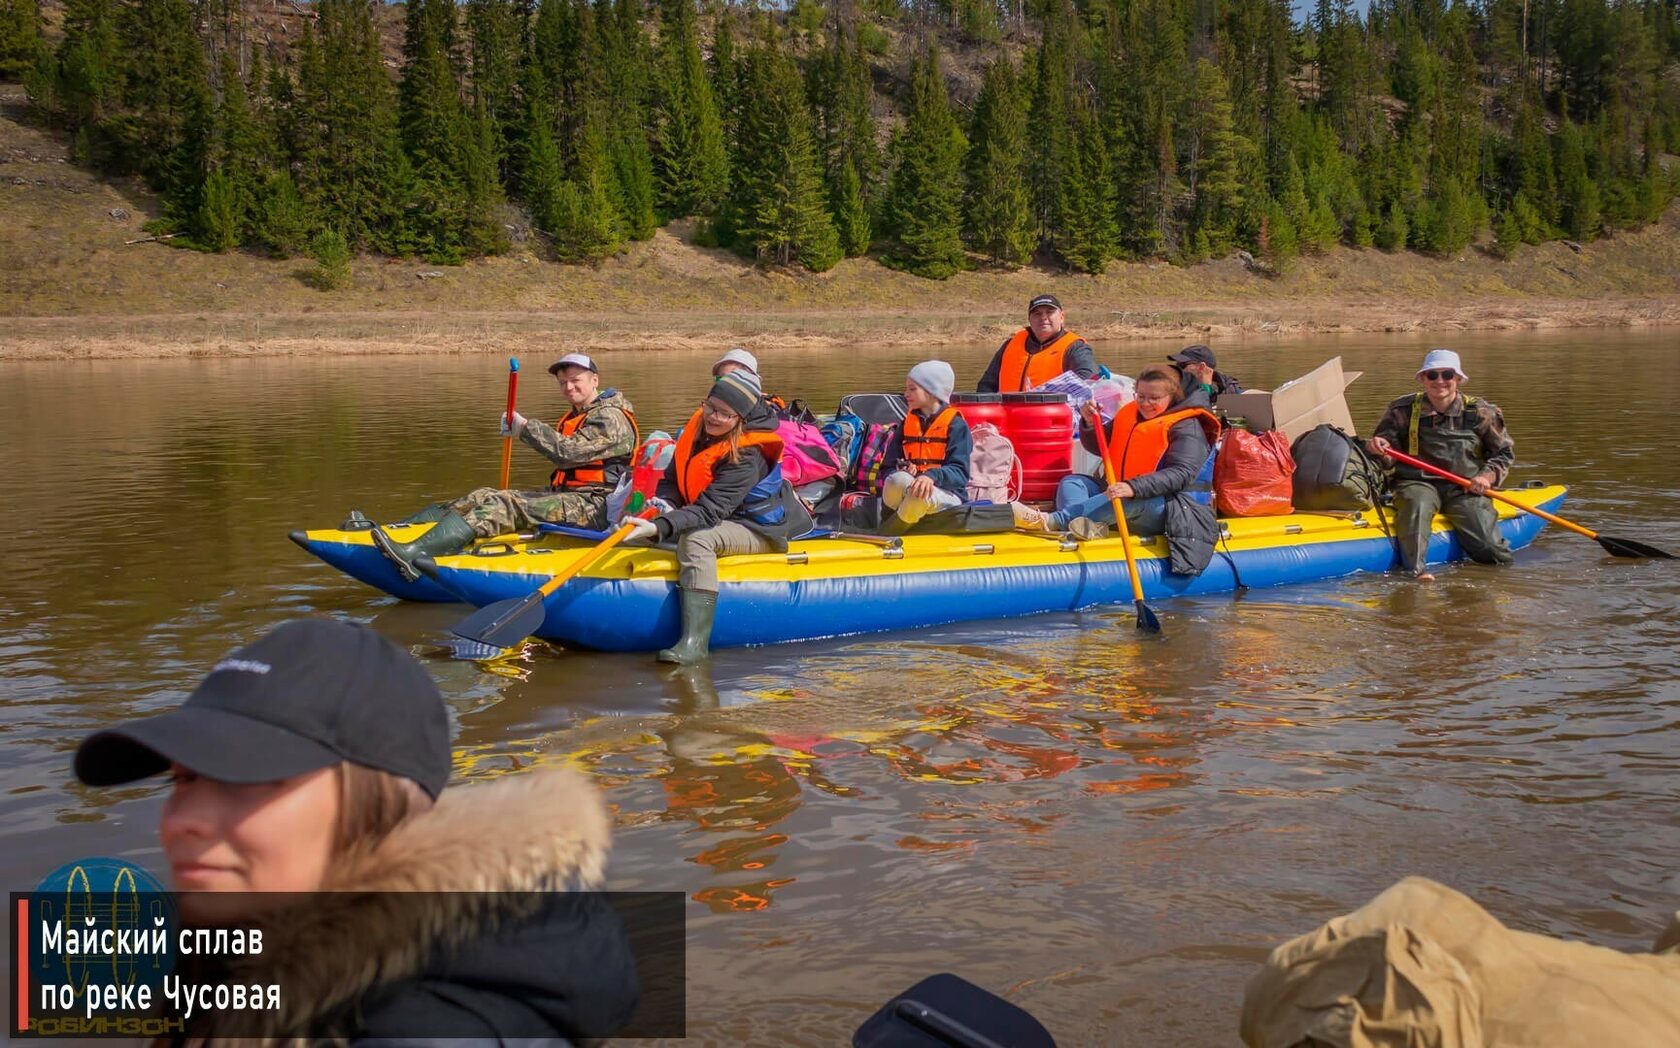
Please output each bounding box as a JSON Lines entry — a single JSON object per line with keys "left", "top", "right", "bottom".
{"left": 951, "top": 392, "right": 1007, "bottom": 438}
{"left": 1002, "top": 391, "right": 1073, "bottom": 501}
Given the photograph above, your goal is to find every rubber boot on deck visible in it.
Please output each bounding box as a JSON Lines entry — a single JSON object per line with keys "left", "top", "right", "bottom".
{"left": 657, "top": 589, "right": 718, "bottom": 665}
{"left": 371, "top": 511, "right": 478, "bottom": 583}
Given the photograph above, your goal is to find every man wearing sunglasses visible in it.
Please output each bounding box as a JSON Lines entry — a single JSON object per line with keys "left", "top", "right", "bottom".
{"left": 1365, "top": 349, "right": 1516, "bottom": 581}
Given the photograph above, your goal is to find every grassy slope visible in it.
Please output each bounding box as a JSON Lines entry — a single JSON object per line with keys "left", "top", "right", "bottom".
{"left": 3, "top": 84, "right": 1679, "bottom": 360}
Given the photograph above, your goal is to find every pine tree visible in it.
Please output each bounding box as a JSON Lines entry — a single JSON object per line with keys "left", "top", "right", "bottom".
{"left": 1056, "top": 98, "right": 1119, "bottom": 273}
{"left": 651, "top": 0, "right": 727, "bottom": 216}
{"left": 883, "top": 47, "right": 967, "bottom": 279}
{"left": 465, "top": 0, "right": 523, "bottom": 183}
{"left": 293, "top": 0, "right": 413, "bottom": 252}
{"left": 1375, "top": 199, "right": 1408, "bottom": 251}
{"left": 1555, "top": 115, "right": 1600, "bottom": 239}
{"left": 113, "top": 0, "right": 213, "bottom": 199}
{"left": 1493, "top": 206, "right": 1522, "bottom": 258}
{"left": 1025, "top": 11, "right": 1073, "bottom": 243}
{"left": 549, "top": 116, "right": 625, "bottom": 261}
{"left": 964, "top": 58, "right": 1033, "bottom": 267}
{"left": 1186, "top": 58, "right": 1247, "bottom": 253}
{"left": 724, "top": 26, "right": 840, "bottom": 271}
{"left": 208, "top": 53, "right": 267, "bottom": 246}
{"left": 0, "top": 0, "right": 42, "bottom": 81}
{"left": 52, "top": 0, "right": 122, "bottom": 132}
{"left": 257, "top": 171, "right": 313, "bottom": 257}
{"left": 198, "top": 169, "right": 239, "bottom": 251}
{"left": 833, "top": 157, "right": 871, "bottom": 257}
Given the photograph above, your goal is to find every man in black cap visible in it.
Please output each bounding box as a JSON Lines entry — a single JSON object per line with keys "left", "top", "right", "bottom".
{"left": 976, "top": 294, "right": 1099, "bottom": 393}
{"left": 75, "top": 619, "right": 452, "bottom": 803}
{"left": 363, "top": 351, "right": 641, "bottom": 582}
{"left": 1167, "top": 344, "right": 1243, "bottom": 403}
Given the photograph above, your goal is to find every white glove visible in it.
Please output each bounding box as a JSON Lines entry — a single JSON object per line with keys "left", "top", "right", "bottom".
{"left": 621, "top": 517, "right": 659, "bottom": 545}
{"left": 499, "top": 410, "right": 528, "bottom": 438}
{"left": 647, "top": 496, "right": 675, "bottom": 514}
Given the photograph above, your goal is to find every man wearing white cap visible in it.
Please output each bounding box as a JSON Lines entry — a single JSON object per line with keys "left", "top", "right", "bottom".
{"left": 1366, "top": 349, "right": 1516, "bottom": 580}
{"left": 368, "top": 352, "right": 640, "bottom": 581}
{"left": 879, "top": 360, "right": 971, "bottom": 532}
{"left": 712, "top": 346, "right": 791, "bottom": 415}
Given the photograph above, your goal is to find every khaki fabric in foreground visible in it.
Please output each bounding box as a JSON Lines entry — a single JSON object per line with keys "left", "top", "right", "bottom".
{"left": 1240, "top": 876, "right": 1680, "bottom": 1048}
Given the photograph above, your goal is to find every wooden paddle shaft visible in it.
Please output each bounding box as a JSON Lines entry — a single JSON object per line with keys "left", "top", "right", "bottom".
{"left": 1382, "top": 447, "right": 1598, "bottom": 541}
{"left": 1091, "top": 420, "right": 1148, "bottom": 603}
{"left": 498, "top": 359, "right": 520, "bottom": 489}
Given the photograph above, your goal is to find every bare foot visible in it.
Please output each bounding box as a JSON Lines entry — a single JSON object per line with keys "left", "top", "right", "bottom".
{"left": 1414, "top": 571, "right": 1436, "bottom": 582}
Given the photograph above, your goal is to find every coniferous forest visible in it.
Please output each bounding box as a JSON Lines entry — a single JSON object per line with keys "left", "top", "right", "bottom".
{"left": 5, "top": 0, "right": 1679, "bottom": 277}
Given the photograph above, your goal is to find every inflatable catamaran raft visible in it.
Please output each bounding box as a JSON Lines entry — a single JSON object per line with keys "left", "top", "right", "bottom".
{"left": 291, "top": 484, "right": 1564, "bottom": 651}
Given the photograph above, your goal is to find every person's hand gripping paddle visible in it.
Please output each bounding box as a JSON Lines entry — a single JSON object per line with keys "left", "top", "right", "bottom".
{"left": 1092, "top": 410, "right": 1162, "bottom": 633}
{"left": 497, "top": 357, "right": 520, "bottom": 489}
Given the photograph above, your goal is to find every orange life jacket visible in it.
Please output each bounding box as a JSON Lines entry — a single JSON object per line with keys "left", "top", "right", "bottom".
{"left": 998, "top": 329, "right": 1083, "bottom": 393}
{"left": 900, "top": 406, "right": 960, "bottom": 471}
{"left": 548, "top": 401, "right": 639, "bottom": 491}
{"left": 1105, "top": 402, "right": 1221, "bottom": 482}
{"left": 672, "top": 408, "right": 785, "bottom": 505}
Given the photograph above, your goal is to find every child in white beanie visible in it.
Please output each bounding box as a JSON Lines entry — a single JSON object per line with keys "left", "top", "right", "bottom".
{"left": 880, "top": 360, "right": 971, "bottom": 532}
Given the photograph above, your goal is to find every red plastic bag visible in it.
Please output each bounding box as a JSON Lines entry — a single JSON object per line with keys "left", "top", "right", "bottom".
{"left": 1215, "top": 428, "right": 1296, "bottom": 517}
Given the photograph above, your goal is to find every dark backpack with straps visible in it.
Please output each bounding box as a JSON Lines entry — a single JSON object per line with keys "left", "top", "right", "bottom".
{"left": 1290, "top": 424, "right": 1385, "bottom": 511}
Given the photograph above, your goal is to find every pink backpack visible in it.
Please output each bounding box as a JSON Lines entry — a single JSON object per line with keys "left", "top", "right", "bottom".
{"left": 775, "top": 417, "right": 844, "bottom": 486}
{"left": 965, "top": 422, "right": 1022, "bottom": 503}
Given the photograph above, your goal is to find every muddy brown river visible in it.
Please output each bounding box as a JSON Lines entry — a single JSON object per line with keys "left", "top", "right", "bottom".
{"left": 3, "top": 331, "right": 1678, "bottom": 1043}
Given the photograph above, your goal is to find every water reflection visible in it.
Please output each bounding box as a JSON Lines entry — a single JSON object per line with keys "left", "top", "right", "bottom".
{"left": 5, "top": 332, "right": 1679, "bottom": 1042}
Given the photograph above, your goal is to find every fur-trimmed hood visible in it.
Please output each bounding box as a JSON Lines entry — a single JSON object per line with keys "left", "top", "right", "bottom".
{"left": 188, "top": 769, "right": 636, "bottom": 1042}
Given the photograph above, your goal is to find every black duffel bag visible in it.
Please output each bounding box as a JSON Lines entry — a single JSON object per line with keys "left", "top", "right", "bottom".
{"left": 1290, "top": 424, "right": 1385, "bottom": 511}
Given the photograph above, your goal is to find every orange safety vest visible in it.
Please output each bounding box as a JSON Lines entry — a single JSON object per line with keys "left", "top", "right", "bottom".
{"left": 1105, "top": 402, "right": 1221, "bottom": 482}
{"left": 998, "top": 329, "right": 1083, "bottom": 393}
{"left": 548, "top": 402, "right": 639, "bottom": 491}
{"left": 900, "top": 406, "right": 959, "bottom": 471}
{"left": 672, "top": 408, "right": 785, "bottom": 504}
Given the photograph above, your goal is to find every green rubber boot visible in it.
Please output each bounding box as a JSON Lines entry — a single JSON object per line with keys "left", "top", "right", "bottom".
{"left": 371, "top": 511, "right": 479, "bottom": 583}
{"left": 657, "top": 589, "right": 718, "bottom": 665}
{"left": 401, "top": 503, "right": 451, "bottom": 525}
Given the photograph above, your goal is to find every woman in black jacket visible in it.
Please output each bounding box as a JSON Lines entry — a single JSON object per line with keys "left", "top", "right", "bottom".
{"left": 72, "top": 618, "right": 639, "bottom": 1041}
{"left": 624, "top": 369, "right": 806, "bottom": 664}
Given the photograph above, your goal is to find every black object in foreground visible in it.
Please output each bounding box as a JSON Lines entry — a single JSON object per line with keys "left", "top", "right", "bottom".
{"left": 854, "top": 974, "right": 1056, "bottom": 1048}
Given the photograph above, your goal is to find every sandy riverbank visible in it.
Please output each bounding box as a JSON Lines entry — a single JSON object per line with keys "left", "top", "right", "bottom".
{"left": 6, "top": 83, "right": 1679, "bottom": 362}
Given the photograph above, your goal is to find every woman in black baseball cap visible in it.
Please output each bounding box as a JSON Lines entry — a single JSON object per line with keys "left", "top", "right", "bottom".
{"left": 73, "top": 618, "right": 637, "bottom": 1039}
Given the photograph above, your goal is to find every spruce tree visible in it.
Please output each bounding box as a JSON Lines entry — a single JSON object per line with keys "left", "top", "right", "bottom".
{"left": 1056, "top": 98, "right": 1119, "bottom": 273}
{"left": 1375, "top": 199, "right": 1408, "bottom": 250}
{"left": 465, "top": 0, "right": 523, "bottom": 183}
{"left": 1187, "top": 58, "right": 1246, "bottom": 253}
{"left": 883, "top": 47, "right": 967, "bottom": 279}
{"left": 833, "top": 157, "right": 871, "bottom": 257}
{"left": 549, "top": 116, "right": 625, "bottom": 261}
{"left": 209, "top": 53, "right": 267, "bottom": 246}
{"left": 724, "top": 26, "right": 840, "bottom": 271}
{"left": 1555, "top": 116, "right": 1600, "bottom": 239}
{"left": 293, "top": 0, "right": 412, "bottom": 252}
{"left": 0, "top": 0, "right": 42, "bottom": 81}
{"left": 113, "top": 0, "right": 212, "bottom": 197}
{"left": 651, "top": 0, "right": 727, "bottom": 216}
{"left": 964, "top": 58, "right": 1033, "bottom": 267}
{"left": 52, "top": 0, "right": 122, "bottom": 133}
{"left": 1025, "top": 13, "right": 1072, "bottom": 243}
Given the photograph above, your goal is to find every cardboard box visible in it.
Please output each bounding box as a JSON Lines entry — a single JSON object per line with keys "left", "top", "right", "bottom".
{"left": 1217, "top": 357, "right": 1363, "bottom": 442}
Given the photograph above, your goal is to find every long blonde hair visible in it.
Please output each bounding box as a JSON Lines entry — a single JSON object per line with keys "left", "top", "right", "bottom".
{"left": 332, "top": 762, "right": 434, "bottom": 859}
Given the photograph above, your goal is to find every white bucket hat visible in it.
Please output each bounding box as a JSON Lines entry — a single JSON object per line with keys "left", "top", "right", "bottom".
{"left": 712, "top": 347, "right": 759, "bottom": 377}
{"left": 1417, "top": 348, "right": 1467, "bottom": 381}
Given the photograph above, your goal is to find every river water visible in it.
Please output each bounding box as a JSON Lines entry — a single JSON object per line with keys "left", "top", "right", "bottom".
{"left": 3, "top": 331, "right": 1678, "bottom": 1043}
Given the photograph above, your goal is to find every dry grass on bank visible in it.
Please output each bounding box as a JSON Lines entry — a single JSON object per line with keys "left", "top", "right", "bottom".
{"left": 4, "top": 83, "right": 1679, "bottom": 361}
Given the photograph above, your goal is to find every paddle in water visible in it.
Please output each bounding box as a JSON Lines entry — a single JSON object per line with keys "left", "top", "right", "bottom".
{"left": 441, "top": 517, "right": 644, "bottom": 659}
{"left": 1383, "top": 448, "right": 1673, "bottom": 560}
{"left": 497, "top": 357, "right": 520, "bottom": 489}
{"left": 1091, "top": 414, "right": 1162, "bottom": 633}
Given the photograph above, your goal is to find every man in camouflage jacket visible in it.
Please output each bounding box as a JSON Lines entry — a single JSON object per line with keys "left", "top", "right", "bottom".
{"left": 1366, "top": 349, "right": 1516, "bottom": 581}
{"left": 369, "top": 353, "right": 638, "bottom": 582}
